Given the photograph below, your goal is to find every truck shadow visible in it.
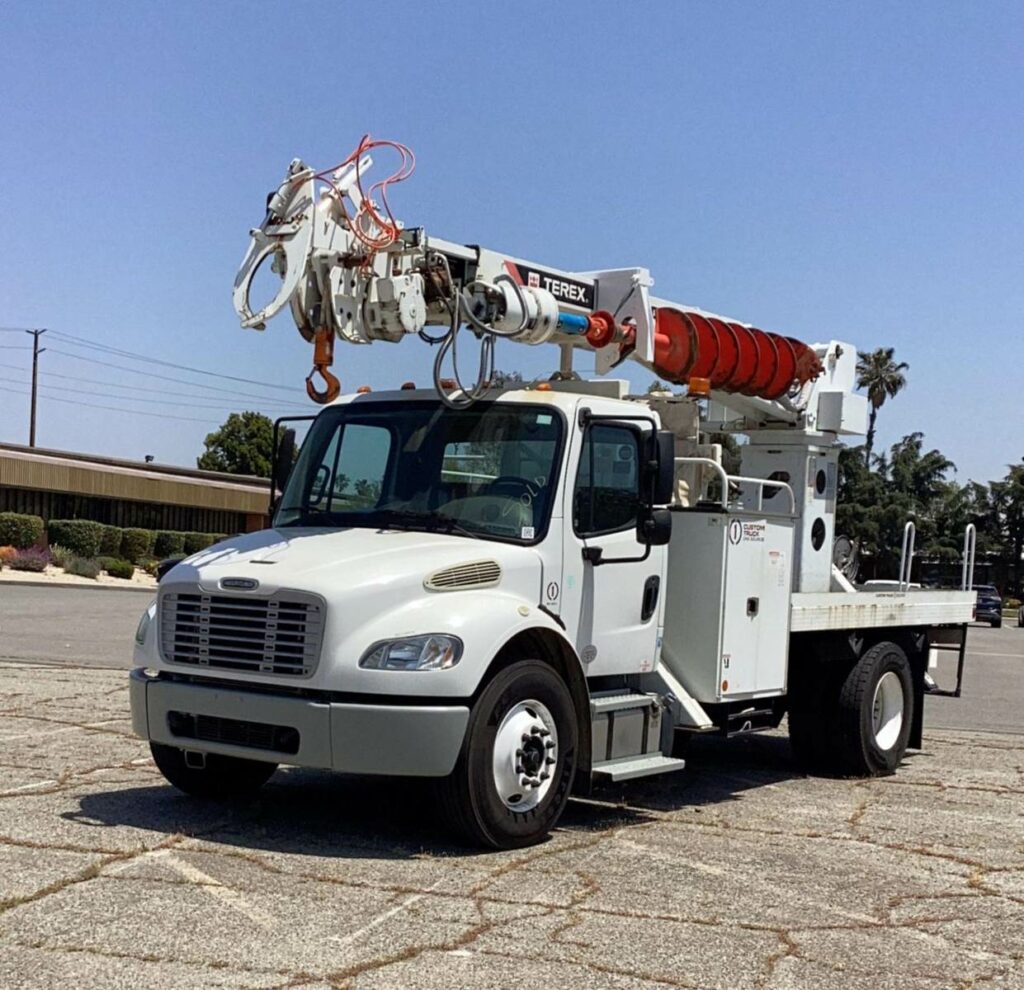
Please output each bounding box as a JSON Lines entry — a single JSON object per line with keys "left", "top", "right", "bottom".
{"left": 68, "top": 732, "right": 806, "bottom": 859}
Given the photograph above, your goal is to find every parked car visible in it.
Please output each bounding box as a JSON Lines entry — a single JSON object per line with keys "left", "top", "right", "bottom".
{"left": 974, "top": 584, "right": 1003, "bottom": 627}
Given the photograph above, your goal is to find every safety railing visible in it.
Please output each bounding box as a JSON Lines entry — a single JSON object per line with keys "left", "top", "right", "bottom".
{"left": 898, "top": 520, "right": 916, "bottom": 591}
{"left": 674, "top": 457, "right": 796, "bottom": 515}
{"left": 961, "top": 523, "right": 976, "bottom": 591}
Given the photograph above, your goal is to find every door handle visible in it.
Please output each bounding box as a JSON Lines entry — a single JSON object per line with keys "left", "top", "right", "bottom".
{"left": 641, "top": 575, "right": 660, "bottom": 621}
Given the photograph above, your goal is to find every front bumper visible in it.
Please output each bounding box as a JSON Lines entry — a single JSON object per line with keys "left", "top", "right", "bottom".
{"left": 129, "top": 669, "right": 469, "bottom": 777}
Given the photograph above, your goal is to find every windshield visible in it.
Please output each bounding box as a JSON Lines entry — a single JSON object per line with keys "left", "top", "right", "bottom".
{"left": 274, "top": 399, "right": 565, "bottom": 544}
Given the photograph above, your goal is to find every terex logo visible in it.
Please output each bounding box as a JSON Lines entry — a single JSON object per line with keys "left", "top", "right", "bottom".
{"left": 505, "top": 262, "right": 596, "bottom": 309}
{"left": 535, "top": 275, "right": 589, "bottom": 304}
{"left": 221, "top": 577, "right": 259, "bottom": 591}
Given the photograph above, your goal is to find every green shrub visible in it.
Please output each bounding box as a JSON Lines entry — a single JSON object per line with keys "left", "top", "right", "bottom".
{"left": 98, "top": 525, "right": 123, "bottom": 555}
{"left": 49, "top": 544, "right": 74, "bottom": 568}
{"left": 1006, "top": 597, "right": 1021, "bottom": 611}
{"left": 153, "top": 530, "right": 186, "bottom": 557}
{"left": 120, "top": 528, "right": 155, "bottom": 563}
{"left": 0, "top": 512, "right": 44, "bottom": 549}
{"left": 47, "top": 519, "right": 103, "bottom": 558}
{"left": 104, "top": 558, "right": 135, "bottom": 580}
{"left": 140, "top": 558, "right": 160, "bottom": 576}
{"left": 65, "top": 556, "right": 101, "bottom": 579}
{"left": 9, "top": 547, "right": 50, "bottom": 572}
{"left": 182, "top": 532, "right": 218, "bottom": 555}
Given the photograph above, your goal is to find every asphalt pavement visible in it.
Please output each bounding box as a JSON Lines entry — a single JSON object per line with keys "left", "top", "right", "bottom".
{"left": 0, "top": 585, "right": 1021, "bottom": 988}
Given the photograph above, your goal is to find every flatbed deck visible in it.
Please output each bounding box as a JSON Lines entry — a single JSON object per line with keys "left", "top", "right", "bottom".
{"left": 790, "top": 589, "right": 975, "bottom": 633}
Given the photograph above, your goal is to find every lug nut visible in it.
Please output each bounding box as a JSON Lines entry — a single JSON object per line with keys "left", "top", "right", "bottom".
{"left": 540, "top": 771, "right": 550, "bottom": 781}
{"left": 545, "top": 757, "right": 556, "bottom": 766}
{"left": 545, "top": 740, "right": 555, "bottom": 749}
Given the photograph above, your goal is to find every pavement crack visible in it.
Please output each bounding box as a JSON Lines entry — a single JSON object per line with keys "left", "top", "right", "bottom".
{"left": 0, "top": 834, "right": 183, "bottom": 916}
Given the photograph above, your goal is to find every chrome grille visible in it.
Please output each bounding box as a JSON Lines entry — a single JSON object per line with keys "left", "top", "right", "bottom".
{"left": 159, "top": 588, "right": 325, "bottom": 677}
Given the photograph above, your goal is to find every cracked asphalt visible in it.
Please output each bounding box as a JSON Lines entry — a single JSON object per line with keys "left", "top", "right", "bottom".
{"left": 0, "top": 591, "right": 1022, "bottom": 988}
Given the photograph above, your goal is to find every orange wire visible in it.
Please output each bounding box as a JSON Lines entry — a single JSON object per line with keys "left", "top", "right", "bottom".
{"left": 313, "top": 134, "right": 416, "bottom": 255}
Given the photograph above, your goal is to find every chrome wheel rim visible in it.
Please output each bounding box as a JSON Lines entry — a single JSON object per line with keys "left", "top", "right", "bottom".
{"left": 872, "top": 671, "right": 904, "bottom": 751}
{"left": 491, "top": 699, "right": 557, "bottom": 812}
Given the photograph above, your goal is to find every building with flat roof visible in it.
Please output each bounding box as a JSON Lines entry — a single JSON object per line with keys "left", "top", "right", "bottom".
{"left": 0, "top": 442, "right": 269, "bottom": 534}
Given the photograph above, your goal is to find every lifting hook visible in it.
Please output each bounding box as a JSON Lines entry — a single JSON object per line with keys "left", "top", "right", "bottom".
{"left": 305, "top": 327, "right": 341, "bottom": 403}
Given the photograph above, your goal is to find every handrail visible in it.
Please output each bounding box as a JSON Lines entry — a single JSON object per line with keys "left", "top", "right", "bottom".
{"left": 674, "top": 457, "right": 796, "bottom": 515}
{"left": 961, "top": 523, "right": 977, "bottom": 591}
{"left": 898, "top": 520, "right": 916, "bottom": 590}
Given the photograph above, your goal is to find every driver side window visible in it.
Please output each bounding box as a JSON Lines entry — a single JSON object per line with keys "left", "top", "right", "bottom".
{"left": 573, "top": 424, "right": 641, "bottom": 536}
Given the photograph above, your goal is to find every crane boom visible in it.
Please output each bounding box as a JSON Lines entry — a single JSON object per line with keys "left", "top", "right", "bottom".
{"left": 232, "top": 139, "right": 864, "bottom": 436}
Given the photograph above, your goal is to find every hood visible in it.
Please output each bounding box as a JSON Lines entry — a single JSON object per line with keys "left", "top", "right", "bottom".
{"left": 164, "top": 526, "right": 544, "bottom": 602}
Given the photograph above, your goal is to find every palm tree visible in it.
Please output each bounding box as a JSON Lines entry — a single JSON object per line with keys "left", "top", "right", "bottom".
{"left": 856, "top": 348, "right": 908, "bottom": 461}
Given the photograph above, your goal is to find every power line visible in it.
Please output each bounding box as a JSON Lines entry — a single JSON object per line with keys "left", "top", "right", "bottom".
{"left": 45, "top": 347, "right": 309, "bottom": 406}
{"left": 4, "top": 385, "right": 232, "bottom": 425}
{"left": 48, "top": 330, "right": 297, "bottom": 392}
{"left": 0, "top": 375, "right": 309, "bottom": 413}
{"left": 0, "top": 360, "right": 306, "bottom": 406}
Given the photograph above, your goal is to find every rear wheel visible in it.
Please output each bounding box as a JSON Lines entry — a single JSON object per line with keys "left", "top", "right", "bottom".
{"left": 438, "top": 660, "right": 577, "bottom": 849}
{"left": 150, "top": 743, "right": 277, "bottom": 799}
{"left": 836, "top": 641, "right": 913, "bottom": 775}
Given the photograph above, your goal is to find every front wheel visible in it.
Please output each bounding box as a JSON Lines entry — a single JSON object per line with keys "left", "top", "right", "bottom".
{"left": 837, "top": 642, "right": 913, "bottom": 776}
{"left": 437, "top": 660, "right": 578, "bottom": 849}
{"left": 150, "top": 743, "right": 277, "bottom": 799}
{"left": 992, "top": 618, "right": 1002, "bottom": 629}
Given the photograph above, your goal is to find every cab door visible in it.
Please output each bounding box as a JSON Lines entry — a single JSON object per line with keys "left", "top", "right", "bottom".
{"left": 559, "top": 417, "right": 665, "bottom": 678}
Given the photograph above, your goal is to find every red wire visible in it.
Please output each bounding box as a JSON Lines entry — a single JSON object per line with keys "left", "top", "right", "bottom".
{"left": 313, "top": 134, "right": 416, "bottom": 254}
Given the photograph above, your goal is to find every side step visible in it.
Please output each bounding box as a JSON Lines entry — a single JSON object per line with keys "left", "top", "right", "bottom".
{"left": 589, "top": 690, "right": 685, "bottom": 782}
{"left": 592, "top": 754, "right": 687, "bottom": 783}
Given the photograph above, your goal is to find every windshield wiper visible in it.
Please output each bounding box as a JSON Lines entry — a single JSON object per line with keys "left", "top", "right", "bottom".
{"left": 374, "top": 508, "right": 479, "bottom": 540}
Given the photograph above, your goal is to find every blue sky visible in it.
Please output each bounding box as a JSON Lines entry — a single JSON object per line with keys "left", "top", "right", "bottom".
{"left": 1, "top": 1, "right": 1021, "bottom": 483}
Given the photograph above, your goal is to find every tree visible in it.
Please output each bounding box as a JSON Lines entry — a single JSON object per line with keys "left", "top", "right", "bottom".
{"left": 990, "top": 463, "right": 1024, "bottom": 595}
{"left": 646, "top": 379, "right": 678, "bottom": 394}
{"left": 198, "top": 411, "right": 274, "bottom": 477}
{"left": 856, "top": 347, "right": 908, "bottom": 461}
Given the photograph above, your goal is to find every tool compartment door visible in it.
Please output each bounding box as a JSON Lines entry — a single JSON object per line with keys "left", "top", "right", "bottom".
{"left": 661, "top": 511, "right": 794, "bottom": 703}
{"left": 720, "top": 516, "right": 794, "bottom": 698}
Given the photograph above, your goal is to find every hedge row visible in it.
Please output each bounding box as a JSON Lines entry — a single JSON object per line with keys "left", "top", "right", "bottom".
{"left": 0, "top": 512, "right": 44, "bottom": 549}
{"left": 0, "top": 514, "right": 228, "bottom": 560}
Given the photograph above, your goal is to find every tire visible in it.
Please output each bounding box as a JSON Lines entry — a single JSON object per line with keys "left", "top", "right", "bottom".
{"left": 992, "top": 619, "right": 1002, "bottom": 629}
{"left": 836, "top": 641, "right": 913, "bottom": 776}
{"left": 437, "top": 660, "right": 578, "bottom": 850}
{"left": 150, "top": 742, "right": 277, "bottom": 799}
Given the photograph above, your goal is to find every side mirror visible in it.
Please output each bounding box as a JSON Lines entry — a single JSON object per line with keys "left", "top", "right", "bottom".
{"left": 274, "top": 427, "right": 297, "bottom": 494}
{"left": 637, "top": 506, "right": 672, "bottom": 547}
{"left": 650, "top": 431, "right": 675, "bottom": 505}
{"left": 156, "top": 557, "right": 183, "bottom": 583}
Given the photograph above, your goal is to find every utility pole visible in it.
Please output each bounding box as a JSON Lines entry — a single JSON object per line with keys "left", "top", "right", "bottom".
{"left": 26, "top": 328, "right": 47, "bottom": 447}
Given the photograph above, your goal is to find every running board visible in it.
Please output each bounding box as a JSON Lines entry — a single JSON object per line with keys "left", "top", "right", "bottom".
{"left": 592, "top": 754, "right": 687, "bottom": 782}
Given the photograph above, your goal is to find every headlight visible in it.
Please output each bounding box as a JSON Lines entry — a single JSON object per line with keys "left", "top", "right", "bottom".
{"left": 135, "top": 601, "right": 156, "bottom": 646}
{"left": 359, "top": 634, "right": 463, "bottom": 671}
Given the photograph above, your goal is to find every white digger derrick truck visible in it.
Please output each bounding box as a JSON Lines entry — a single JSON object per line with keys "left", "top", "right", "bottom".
{"left": 129, "top": 138, "right": 976, "bottom": 848}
